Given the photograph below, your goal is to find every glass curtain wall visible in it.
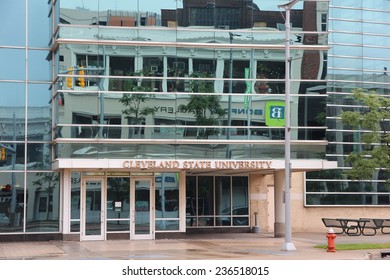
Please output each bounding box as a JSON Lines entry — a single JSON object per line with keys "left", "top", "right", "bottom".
{"left": 306, "top": 0, "right": 390, "bottom": 206}
{"left": 186, "top": 175, "right": 249, "bottom": 227}
{"left": 0, "top": 1, "right": 58, "bottom": 234}
{"left": 54, "top": 0, "right": 329, "bottom": 161}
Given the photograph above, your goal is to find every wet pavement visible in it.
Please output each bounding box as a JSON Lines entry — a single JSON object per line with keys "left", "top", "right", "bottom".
{"left": 0, "top": 232, "right": 389, "bottom": 260}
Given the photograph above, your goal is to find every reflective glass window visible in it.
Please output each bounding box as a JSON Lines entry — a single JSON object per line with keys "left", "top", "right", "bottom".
{"left": 155, "top": 172, "right": 180, "bottom": 231}
{"left": 0, "top": 0, "right": 26, "bottom": 46}
{"left": 28, "top": 50, "right": 51, "bottom": 81}
{"left": 0, "top": 83, "right": 26, "bottom": 141}
{"left": 186, "top": 175, "right": 248, "bottom": 228}
{"left": 106, "top": 177, "right": 130, "bottom": 219}
{"left": 0, "top": 143, "right": 25, "bottom": 171}
{"left": 26, "top": 143, "right": 51, "bottom": 170}
{"left": 28, "top": 2, "right": 51, "bottom": 48}
{"left": 0, "top": 172, "right": 24, "bottom": 233}
{"left": 26, "top": 172, "right": 60, "bottom": 232}
{"left": 27, "top": 83, "right": 51, "bottom": 141}
{"left": 0, "top": 49, "right": 26, "bottom": 80}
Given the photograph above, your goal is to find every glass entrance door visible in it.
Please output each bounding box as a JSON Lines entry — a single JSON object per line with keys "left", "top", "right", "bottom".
{"left": 81, "top": 178, "right": 105, "bottom": 241}
{"left": 131, "top": 177, "right": 154, "bottom": 240}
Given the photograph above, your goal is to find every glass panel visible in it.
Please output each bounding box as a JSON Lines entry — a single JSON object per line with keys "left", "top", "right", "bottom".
{"left": 155, "top": 219, "right": 179, "bottom": 231}
{"left": 155, "top": 173, "right": 179, "bottom": 219}
{"left": 199, "top": 217, "right": 213, "bottom": 227}
{"left": 0, "top": 49, "right": 26, "bottom": 80}
{"left": 232, "top": 177, "right": 248, "bottom": 210}
{"left": 28, "top": 1, "right": 50, "bottom": 48}
{"left": 0, "top": 143, "right": 24, "bottom": 171}
{"left": 306, "top": 180, "right": 390, "bottom": 193}
{"left": 56, "top": 142, "right": 325, "bottom": 160}
{"left": 107, "top": 177, "right": 130, "bottom": 220}
{"left": 198, "top": 176, "right": 213, "bottom": 216}
{"left": 85, "top": 180, "right": 102, "bottom": 236}
{"left": 27, "top": 143, "right": 51, "bottom": 170}
{"left": 28, "top": 83, "right": 51, "bottom": 141}
{"left": 0, "top": 83, "right": 26, "bottom": 141}
{"left": 107, "top": 220, "right": 130, "bottom": 232}
{"left": 0, "top": 172, "right": 24, "bottom": 233}
{"left": 70, "top": 221, "right": 80, "bottom": 232}
{"left": 28, "top": 50, "right": 51, "bottom": 81}
{"left": 71, "top": 172, "right": 81, "bottom": 220}
{"left": 232, "top": 177, "right": 249, "bottom": 226}
{"left": 185, "top": 175, "right": 249, "bottom": 228}
{"left": 306, "top": 194, "right": 390, "bottom": 206}
{"left": 215, "top": 176, "right": 231, "bottom": 226}
{"left": 135, "top": 179, "right": 150, "bottom": 234}
{"left": 57, "top": 0, "right": 316, "bottom": 30}
{"left": 55, "top": 89, "right": 327, "bottom": 139}
{"left": 26, "top": 172, "right": 60, "bottom": 232}
{"left": 0, "top": 0, "right": 26, "bottom": 46}
{"left": 186, "top": 176, "right": 196, "bottom": 227}
{"left": 233, "top": 216, "right": 249, "bottom": 226}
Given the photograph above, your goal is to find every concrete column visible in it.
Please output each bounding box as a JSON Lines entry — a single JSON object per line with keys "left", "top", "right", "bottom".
{"left": 274, "top": 170, "right": 285, "bottom": 237}
{"left": 62, "top": 169, "right": 71, "bottom": 235}
{"left": 179, "top": 170, "right": 187, "bottom": 232}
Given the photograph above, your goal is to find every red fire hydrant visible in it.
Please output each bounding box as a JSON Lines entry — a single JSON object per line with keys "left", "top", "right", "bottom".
{"left": 326, "top": 227, "right": 337, "bottom": 252}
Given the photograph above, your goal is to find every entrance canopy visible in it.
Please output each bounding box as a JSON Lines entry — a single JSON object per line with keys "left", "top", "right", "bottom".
{"left": 53, "top": 159, "right": 337, "bottom": 175}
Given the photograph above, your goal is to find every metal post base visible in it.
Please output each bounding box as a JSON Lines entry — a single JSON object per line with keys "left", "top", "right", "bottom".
{"left": 281, "top": 242, "right": 296, "bottom": 251}
{"left": 251, "top": 226, "right": 260, "bottom": 233}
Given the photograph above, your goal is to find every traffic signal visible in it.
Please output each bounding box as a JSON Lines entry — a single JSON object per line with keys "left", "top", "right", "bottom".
{"left": 0, "top": 147, "right": 6, "bottom": 161}
{"left": 78, "top": 66, "right": 85, "bottom": 87}
{"left": 66, "top": 67, "right": 73, "bottom": 88}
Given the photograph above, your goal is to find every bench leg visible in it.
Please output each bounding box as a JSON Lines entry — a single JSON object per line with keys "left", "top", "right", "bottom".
{"left": 346, "top": 226, "right": 360, "bottom": 236}
{"left": 381, "top": 227, "right": 390, "bottom": 234}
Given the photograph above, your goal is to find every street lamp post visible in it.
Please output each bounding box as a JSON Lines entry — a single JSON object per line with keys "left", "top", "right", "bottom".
{"left": 278, "top": 0, "right": 301, "bottom": 251}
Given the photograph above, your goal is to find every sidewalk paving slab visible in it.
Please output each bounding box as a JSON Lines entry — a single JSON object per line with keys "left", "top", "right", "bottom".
{"left": 0, "top": 232, "right": 389, "bottom": 260}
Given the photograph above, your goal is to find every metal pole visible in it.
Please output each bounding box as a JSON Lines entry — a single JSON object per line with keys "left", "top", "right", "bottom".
{"left": 226, "top": 32, "right": 241, "bottom": 159}
{"left": 247, "top": 35, "right": 254, "bottom": 140}
{"left": 10, "top": 114, "right": 17, "bottom": 215}
{"left": 226, "top": 33, "right": 234, "bottom": 159}
{"left": 278, "top": 0, "right": 300, "bottom": 252}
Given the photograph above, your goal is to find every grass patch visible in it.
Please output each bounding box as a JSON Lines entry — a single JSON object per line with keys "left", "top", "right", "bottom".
{"left": 314, "top": 243, "right": 390, "bottom": 251}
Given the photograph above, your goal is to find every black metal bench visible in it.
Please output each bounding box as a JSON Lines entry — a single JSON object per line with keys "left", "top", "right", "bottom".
{"left": 374, "top": 219, "right": 390, "bottom": 234}
{"left": 321, "top": 218, "right": 359, "bottom": 235}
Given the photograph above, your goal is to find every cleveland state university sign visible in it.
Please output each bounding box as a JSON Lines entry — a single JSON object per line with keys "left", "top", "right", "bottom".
{"left": 123, "top": 160, "right": 272, "bottom": 170}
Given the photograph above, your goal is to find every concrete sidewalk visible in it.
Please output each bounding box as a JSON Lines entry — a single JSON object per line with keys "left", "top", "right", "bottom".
{"left": 0, "top": 232, "right": 389, "bottom": 260}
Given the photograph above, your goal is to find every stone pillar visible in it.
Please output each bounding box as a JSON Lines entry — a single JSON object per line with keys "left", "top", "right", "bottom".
{"left": 274, "top": 170, "right": 285, "bottom": 237}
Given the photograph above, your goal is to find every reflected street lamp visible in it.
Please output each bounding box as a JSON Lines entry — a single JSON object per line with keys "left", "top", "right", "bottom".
{"left": 226, "top": 32, "right": 241, "bottom": 159}
{"left": 278, "top": 0, "right": 301, "bottom": 251}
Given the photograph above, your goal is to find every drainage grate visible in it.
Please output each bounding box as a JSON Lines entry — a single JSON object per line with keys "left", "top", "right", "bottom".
{"left": 380, "top": 251, "right": 390, "bottom": 258}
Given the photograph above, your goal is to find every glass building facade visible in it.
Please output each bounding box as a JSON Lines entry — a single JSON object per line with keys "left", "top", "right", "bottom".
{"left": 54, "top": 0, "right": 328, "bottom": 161}
{"left": 306, "top": 0, "right": 390, "bottom": 206}
{"left": 0, "top": 0, "right": 60, "bottom": 237}
{"left": 1, "top": 0, "right": 388, "bottom": 241}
